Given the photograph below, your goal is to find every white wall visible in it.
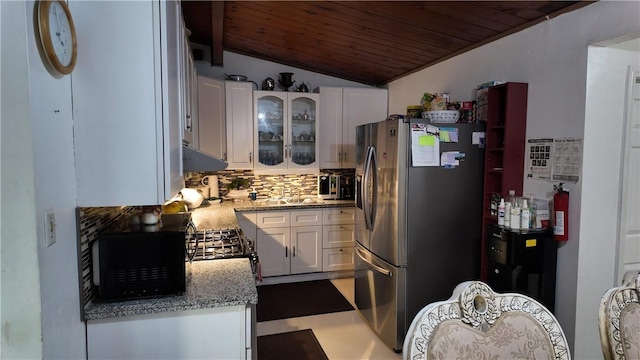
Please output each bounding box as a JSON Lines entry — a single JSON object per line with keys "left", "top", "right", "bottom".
{"left": 0, "top": 1, "right": 43, "bottom": 358}
{"left": 25, "top": 0, "right": 86, "bottom": 358}
{"left": 194, "top": 50, "right": 371, "bottom": 90}
{"left": 387, "top": 0, "right": 640, "bottom": 355}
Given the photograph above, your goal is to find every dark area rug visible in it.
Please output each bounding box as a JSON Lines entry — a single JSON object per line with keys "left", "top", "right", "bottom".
{"left": 257, "top": 329, "right": 329, "bottom": 360}
{"left": 257, "top": 279, "right": 354, "bottom": 322}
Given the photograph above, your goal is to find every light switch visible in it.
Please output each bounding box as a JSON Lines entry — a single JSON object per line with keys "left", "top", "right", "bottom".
{"left": 44, "top": 210, "right": 56, "bottom": 247}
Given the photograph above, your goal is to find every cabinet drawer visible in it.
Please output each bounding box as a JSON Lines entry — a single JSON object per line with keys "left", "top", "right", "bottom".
{"left": 291, "top": 210, "right": 322, "bottom": 227}
{"left": 322, "top": 224, "right": 355, "bottom": 248}
{"left": 322, "top": 208, "right": 355, "bottom": 225}
{"left": 322, "top": 247, "right": 354, "bottom": 271}
{"left": 256, "top": 211, "right": 290, "bottom": 228}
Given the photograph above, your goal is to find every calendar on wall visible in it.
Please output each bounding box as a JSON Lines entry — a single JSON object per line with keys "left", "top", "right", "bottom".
{"left": 526, "top": 137, "right": 583, "bottom": 183}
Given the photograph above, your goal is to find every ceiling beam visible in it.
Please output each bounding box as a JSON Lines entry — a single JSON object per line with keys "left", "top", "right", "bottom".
{"left": 210, "top": 1, "right": 224, "bottom": 66}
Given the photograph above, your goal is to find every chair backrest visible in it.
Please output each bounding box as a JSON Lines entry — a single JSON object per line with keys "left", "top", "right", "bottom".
{"left": 599, "top": 272, "right": 640, "bottom": 360}
{"left": 403, "top": 281, "right": 570, "bottom": 360}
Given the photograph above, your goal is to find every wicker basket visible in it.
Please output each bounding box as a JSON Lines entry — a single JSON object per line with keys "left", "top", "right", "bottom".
{"left": 421, "top": 110, "right": 460, "bottom": 123}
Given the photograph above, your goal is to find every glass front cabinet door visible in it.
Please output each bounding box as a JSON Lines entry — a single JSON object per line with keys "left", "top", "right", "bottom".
{"left": 254, "top": 91, "right": 319, "bottom": 172}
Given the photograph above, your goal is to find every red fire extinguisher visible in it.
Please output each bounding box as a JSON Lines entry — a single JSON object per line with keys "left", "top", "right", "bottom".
{"left": 553, "top": 183, "right": 569, "bottom": 241}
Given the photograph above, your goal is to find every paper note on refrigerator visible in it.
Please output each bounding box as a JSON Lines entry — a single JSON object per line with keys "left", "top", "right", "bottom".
{"left": 441, "top": 151, "right": 460, "bottom": 167}
{"left": 411, "top": 123, "right": 439, "bottom": 166}
{"left": 439, "top": 127, "right": 459, "bottom": 143}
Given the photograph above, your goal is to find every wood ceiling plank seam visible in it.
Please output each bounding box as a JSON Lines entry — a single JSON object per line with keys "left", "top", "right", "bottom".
{"left": 227, "top": 1, "right": 458, "bottom": 57}
{"left": 223, "top": 6, "right": 447, "bottom": 63}
{"left": 223, "top": 33, "right": 405, "bottom": 78}
{"left": 224, "top": 32, "right": 413, "bottom": 77}
{"left": 285, "top": 1, "right": 476, "bottom": 51}
{"left": 430, "top": 1, "right": 533, "bottom": 27}
{"left": 474, "top": 1, "right": 548, "bottom": 19}
{"left": 220, "top": 3, "right": 430, "bottom": 57}
{"left": 235, "top": 0, "right": 470, "bottom": 56}
{"left": 408, "top": 2, "right": 520, "bottom": 33}
{"left": 336, "top": 1, "right": 495, "bottom": 44}
{"left": 222, "top": 20, "right": 435, "bottom": 70}
{"left": 497, "top": 1, "right": 581, "bottom": 13}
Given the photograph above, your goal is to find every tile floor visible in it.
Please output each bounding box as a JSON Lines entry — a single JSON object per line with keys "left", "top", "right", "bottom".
{"left": 256, "top": 277, "right": 403, "bottom": 360}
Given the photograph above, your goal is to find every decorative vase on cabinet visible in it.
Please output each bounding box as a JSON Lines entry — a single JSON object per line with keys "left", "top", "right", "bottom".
{"left": 254, "top": 91, "right": 319, "bottom": 173}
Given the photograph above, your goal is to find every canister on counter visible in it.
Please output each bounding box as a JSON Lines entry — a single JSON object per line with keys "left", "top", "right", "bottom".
{"left": 407, "top": 105, "right": 422, "bottom": 119}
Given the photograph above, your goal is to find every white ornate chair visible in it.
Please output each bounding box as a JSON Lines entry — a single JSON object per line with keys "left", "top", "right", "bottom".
{"left": 403, "top": 281, "right": 570, "bottom": 360}
{"left": 599, "top": 272, "right": 640, "bottom": 360}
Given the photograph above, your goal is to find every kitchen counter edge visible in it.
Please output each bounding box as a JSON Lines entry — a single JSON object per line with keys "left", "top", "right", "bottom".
{"left": 84, "top": 258, "right": 257, "bottom": 321}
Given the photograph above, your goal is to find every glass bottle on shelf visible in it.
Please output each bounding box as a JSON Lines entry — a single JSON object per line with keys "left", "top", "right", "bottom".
{"left": 290, "top": 95, "right": 317, "bottom": 167}
{"left": 256, "top": 94, "right": 285, "bottom": 167}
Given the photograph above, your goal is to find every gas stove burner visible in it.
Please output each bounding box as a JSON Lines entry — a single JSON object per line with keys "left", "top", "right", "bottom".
{"left": 186, "top": 228, "right": 255, "bottom": 262}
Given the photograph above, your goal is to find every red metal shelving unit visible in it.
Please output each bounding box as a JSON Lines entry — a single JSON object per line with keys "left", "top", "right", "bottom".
{"left": 480, "top": 82, "right": 528, "bottom": 281}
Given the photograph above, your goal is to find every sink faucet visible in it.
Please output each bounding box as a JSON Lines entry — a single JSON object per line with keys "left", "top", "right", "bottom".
{"left": 293, "top": 188, "right": 301, "bottom": 203}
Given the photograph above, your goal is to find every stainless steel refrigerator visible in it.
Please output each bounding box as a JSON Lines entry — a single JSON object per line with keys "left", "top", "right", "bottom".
{"left": 354, "top": 118, "right": 485, "bottom": 352}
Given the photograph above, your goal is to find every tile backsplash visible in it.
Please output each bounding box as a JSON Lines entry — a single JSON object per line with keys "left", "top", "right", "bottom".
{"left": 77, "top": 169, "right": 354, "bottom": 314}
{"left": 185, "top": 169, "right": 355, "bottom": 199}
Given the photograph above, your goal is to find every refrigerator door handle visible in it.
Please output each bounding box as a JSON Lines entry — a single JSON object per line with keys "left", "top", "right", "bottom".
{"left": 356, "top": 247, "right": 391, "bottom": 277}
{"left": 363, "top": 146, "right": 373, "bottom": 230}
{"left": 368, "top": 146, "right": 377, "bottom": 229}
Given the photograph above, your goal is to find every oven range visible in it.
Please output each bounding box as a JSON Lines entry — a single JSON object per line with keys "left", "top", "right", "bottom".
{"left": 185, "top": 228, "right": 260, "bottom": 281}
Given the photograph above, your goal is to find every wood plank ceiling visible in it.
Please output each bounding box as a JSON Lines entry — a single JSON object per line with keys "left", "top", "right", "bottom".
{"left": 182, "top": 1, "right": 594, "bottom": 86}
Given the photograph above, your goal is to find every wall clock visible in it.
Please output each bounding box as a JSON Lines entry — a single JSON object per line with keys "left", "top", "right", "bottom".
{"left": 36, "top": 0, "right": 77, "bottom": 76}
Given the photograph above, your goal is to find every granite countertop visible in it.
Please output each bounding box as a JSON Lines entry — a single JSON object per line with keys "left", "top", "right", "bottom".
{"left": 84, "top": 258, "right": 258, "bottom": 321}
{"left": 190, "top": 198, "right": 355, "bottom": 230}
{"left": 84, "top": 199, "right": 355, "bottom": 321}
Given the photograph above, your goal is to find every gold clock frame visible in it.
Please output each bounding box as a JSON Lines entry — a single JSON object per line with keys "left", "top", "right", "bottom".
{"left": 36, "top": 0, "right": 78, "bottom": 75}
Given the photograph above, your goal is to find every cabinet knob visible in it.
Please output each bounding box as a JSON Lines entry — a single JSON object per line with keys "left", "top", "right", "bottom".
{"left": 339, "top": 248, "right": 343, "bottom": 252}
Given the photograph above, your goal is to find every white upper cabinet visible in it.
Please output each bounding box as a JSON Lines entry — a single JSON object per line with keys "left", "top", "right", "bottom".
{"left": 254, "top": 91, "right": 319, "bottom": 173}
{"left": 72, "top": 0, "right": 184, "bottom": 206}
{"left": 197, "top": 76, "right": 226, "bottom": 160}
{"left": 225, "top": 81, "right": 254, "bottom": 169}
{"left": 182, "top": 27, "right": 197, "bottom": 149}
{"left": 319, "top": 87, "right": 388, "bottom": 169}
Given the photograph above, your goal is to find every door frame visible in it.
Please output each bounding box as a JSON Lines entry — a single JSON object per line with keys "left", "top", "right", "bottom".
{"left": 615, "top": 66, "right": 640, "bottom": 284}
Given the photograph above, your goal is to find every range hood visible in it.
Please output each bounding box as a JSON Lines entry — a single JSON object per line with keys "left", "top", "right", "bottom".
{"left": 183, "top": 146, "right": 228, "bottom": 172}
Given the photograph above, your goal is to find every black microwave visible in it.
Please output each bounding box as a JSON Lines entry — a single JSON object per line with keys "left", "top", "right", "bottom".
{"left": 92, "top": 213, "right": 191, "bottom": 301}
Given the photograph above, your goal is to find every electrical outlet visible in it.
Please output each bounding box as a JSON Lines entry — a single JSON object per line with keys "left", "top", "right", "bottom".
{"left": 44, "top": 210, "right": 56, "bottom": 247}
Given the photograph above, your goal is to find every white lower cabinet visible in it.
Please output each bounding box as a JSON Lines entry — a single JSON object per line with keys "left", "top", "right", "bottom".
{"left": 290, "top": 225, "right": 323, "bottom": 274}
{"left": 257, "top": 226, "right": 290, "bottom": 277}
{"left": 256, "top": 210, "right": 323, "bottom": 277}
{"left": 248, "top": 207, "right": 355, "bottom": 277}
{"left": 322, "top": 208, "right": 355, "bottom": 271}
{"left": 87, "top": 305, "right": 253, "bottom": 359}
